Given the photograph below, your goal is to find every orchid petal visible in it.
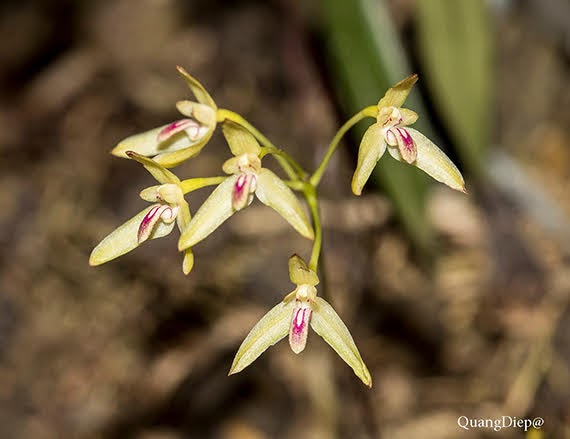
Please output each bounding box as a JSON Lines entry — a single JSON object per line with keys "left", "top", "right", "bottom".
{"left": 153, "top": 132, "right": 212, "bottom": 168}
{"left": 232, "top": 173, "right": 257, "bottom": 211}
{"left": 138, "top": 204, "right": 178, "bottom": 243}
{"left": 351, "top": 123, "right": 387, "bottom": 196}
{"left": 176, "top": 200, "right": 193, "bottom": 275}
{"left": 222, "top": 153, "right": 261, "bottom": 175}
{"left": 182, "top": 248, "right": 194, "bottom": 275}
{"left": 125, "top": 151, "right": 180, "bottom": 184}
{"left": 288, "top": 254, "right": 319, "bottom": 286}
{"left": 176, "top": 101, "right": 217, "bottom": 128}
{"left": 157, "top": 184, "right": 184, "bottom": 205}
{"left": 400, "top": 108, "right": 419, "bottom": 126}
{"left": 89, "top": 206, "right": 175, "bottom": 266}
{"left": 139, "top": 185, "right": 162, "bottom": 202}
{"left": 255, "top": 169, "right": 314, "bottom": 240}
{"left": 310, "top": 297, "right": 372, "bottom": 387}
{"left": 387, "top": 128, "right": 466, "bottom": 193}
{"left": 289, "top": 302, "right": 312, "bottom": 354}
{"left": 222, "top": 157, "right": 241, "bottom": 175}
{"left": 385, "top": 127, "right": 417, "bottom": 164}
{"left": 176, "top": 66, "right": 217, "bottom": 109}
{"left": 222, "top": 121, "right": 262, "bottom": 156}
{"left": 377, "top": 74, "right": 418, "bottom": 109}
{"left": 178, "top": 175, "right": 237, "bottom": 250}
{"left": 112, "top": 125, "right": 194, "bottom": 160}
{"left": 157, "top": 119, "right": 209, "bottom": 143}
{"left": 176, "top": 200, "right": 192, "bottom": 232}
{"left": 229, "top": 300, "right": 295, "bottom": 375}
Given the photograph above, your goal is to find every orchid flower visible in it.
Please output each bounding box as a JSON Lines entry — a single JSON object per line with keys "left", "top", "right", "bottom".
{"left": 178, "top": 122, "right": 314, "bottom": 250}
{"left": 229, "top": 255, "right": 372, "bottom": 387}
{"left": 89, "top": 151, "right": 194, "bottom": 274}
{"left": 352, "top": 74, "right": 466, "bottom": 195}
{"left": 112, "top": 67, "right": 217, "bottom": 168}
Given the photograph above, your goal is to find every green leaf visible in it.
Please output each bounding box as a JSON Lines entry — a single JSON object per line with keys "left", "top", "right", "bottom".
{"left": 416, "top": 0, "right": 492, "bottom": 176}
{"left": 319, "top": 0, "right": 435, "bottom": 252}
{"left": 310, "top": 297, "right": 372, "bottom": 387}
{"left": 229, "top": 300, "right": 295, "bottom": 375}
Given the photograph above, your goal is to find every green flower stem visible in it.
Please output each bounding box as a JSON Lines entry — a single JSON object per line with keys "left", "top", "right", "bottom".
{"left": 217, "top": 109, "right": 304, "bottom": 181}
{"left": 304, "top": 186, "right": 322, "bottom": 272}
{"left": 180, "top": 176, "right": 228, "bottom": 194}
{"left": 284, "top": 180, "right": 307, "bottom": 191}
{"left": 310, "top": 106, "right": 376, "bottom": 187}
{"left": 218, "top": 105, "right": 378, "bottom": 273}
{"left": 260, "top": 148, "right": 307, "bottom": 181}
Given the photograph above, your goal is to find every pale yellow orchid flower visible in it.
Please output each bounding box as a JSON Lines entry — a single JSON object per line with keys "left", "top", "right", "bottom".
{"left": 229, "top": 255, "right": 372, "bottom": 387}
{"left": 352, "top": 74, "right": 466, "bottom": 195}
{"left": 89, "top": 152, "right": 194, "bottom": 274}
{"left": 178, "top": 122, "right": 314, "bottom": 250}
{"left": 112, "top": 67, "right": 217, "bottom": 168}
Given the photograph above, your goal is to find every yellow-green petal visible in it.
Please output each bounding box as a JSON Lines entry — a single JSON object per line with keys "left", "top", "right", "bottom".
{"left": 176, "top": 100, "right": 217, "bottom": 128}
{"left": 140, "top": 185, "right": 162, "bottom": 202}
{"left": 112, "top": 125, "right": 193, "bottom": 160}
{"left": 222, "top": 156, "right": 241, "bottom": 175}
{"left": 126, "top": 151, "right": 180, "bottom": 184}
{"left": 222, "top": 121, "right": 262, "bottom": 157}
{"left": 177, "top": 200, "right": 194, "bottom": 275}
{"left": 310, "top": 297, "right": 372, "bottom": 387}
{"left": 377, "top": 74, "right": 418, "bottom": 109}
{"left": 178, "top": 175, "right": 238, "bottom": 250}
{"left": 387, "top": 127, "right": 466, "bottom": 193}
{"left": 176, "top": 199, "right": 192, "bottom": 233}
{"left": 89, "top": 206, "right": 175, "bottom": 266}
{"left": 176, "top": 66, "right": 217, "bottom": 109}
{"left": 255, "top": 168, "right": 314, "bottom": 240}
{"left": 288, "top": 254, "right": 319, "bottom": 286}
{"left": 182, "top": 248, "right": 194, "bottom": 275}
{"left": 400, "top": 108, "right": 419, "bottom": 125}
{"left": 153, "top": 132, "right": 212, "bottom": 168}
{"left": 351, "top": 122, "right": 387, "bottom": 196}
{"left": 229, "top": 300, "right": 295, "bottom": 375}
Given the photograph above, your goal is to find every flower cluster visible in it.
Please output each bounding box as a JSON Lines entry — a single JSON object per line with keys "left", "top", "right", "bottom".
{"left": 90, "top": 67, "right": 465, "bottom": 387}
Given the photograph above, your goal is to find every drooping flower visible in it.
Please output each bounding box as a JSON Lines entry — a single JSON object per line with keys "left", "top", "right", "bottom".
{"left": 111, "top": 67, "right": 217, "bottom": 168}
{"left": 229, "top": 255, "right": 372, "bottom": 387}
{"left": 89, "top": 151, "right": 194, "bottom": 274}
{"left": 178, "top": 122, "right": 314, "bottom": 250}
{"left": 352, "top": 74, "right": 466, "bottom": 195}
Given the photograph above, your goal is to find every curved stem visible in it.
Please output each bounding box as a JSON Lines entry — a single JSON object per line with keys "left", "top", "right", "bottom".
{"left": 260, "top": 147, "right": 307, "bottom": 180}
{"left": 217, "top": 109, "right": 303, "bottom": 181}
{"left": 180, "top": 176, "right": 227, "bottom": 194}
{"left": 304, "top": 186, "right": 322, "bottom": 272}
{"left": 284, "top": 180, "right": 307, "bottom": 191}
{"left": 310, "top": 106, "right": 376, "bottom": 187}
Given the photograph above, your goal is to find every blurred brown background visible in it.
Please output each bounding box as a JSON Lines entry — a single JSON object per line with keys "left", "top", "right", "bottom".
{"left": 0, "top": 0, "right": 569, "bottom": 438}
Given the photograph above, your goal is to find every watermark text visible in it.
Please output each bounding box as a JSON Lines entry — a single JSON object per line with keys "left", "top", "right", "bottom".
{"left": 457, "top": 416, "right": 544, "bottom": 432}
